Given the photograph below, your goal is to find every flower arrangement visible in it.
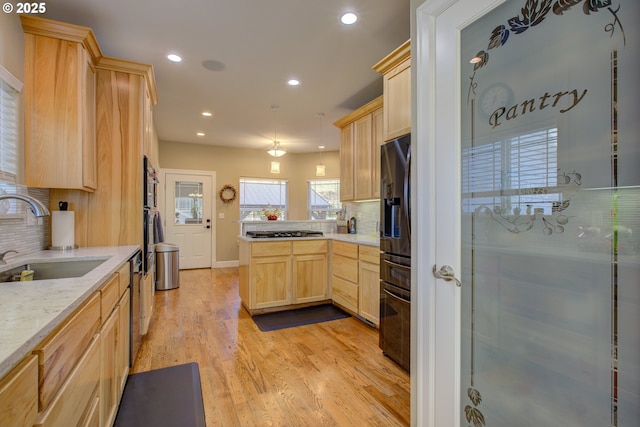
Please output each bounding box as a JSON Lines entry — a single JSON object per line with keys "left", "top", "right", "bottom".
{"left": 262, "top": 207, "right": 281, "bottom": 220}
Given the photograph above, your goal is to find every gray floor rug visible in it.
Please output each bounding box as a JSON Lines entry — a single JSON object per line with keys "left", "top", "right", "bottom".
{"left": 114, "top": 362, "right": 205, "bottom": 427}
{"left": 252, "top": 304, "right": 350, "bottom": 332}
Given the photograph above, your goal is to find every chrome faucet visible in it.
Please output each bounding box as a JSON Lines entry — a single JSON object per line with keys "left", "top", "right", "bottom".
{"left": 0, "top": 194, "right": 50, "bottom": 217}
{"left": 0, "top": 249, "right": 18, "bottom": 264}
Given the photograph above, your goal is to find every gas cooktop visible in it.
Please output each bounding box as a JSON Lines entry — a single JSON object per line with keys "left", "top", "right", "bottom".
{"left": 246, "top": 230, "right": 324, "bottom": 238}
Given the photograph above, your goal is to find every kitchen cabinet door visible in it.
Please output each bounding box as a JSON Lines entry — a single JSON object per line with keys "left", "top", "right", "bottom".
{"left": 0, "top": 355, "right": 38, "bottom": 427}
{"left": 116, "top": 289, "right": 130, "bottom": 396}
{"left": 372, "top": 108, "right": 384, "bottom": 198}
{"left": 35, "top": 336, "right": 101, "bottom": 427}
{"left": 22, "top": 16, "right": 98, "bottom": 191}
{"left": 374, "top": 40, "right": 411, "bottom": 142}
{"left": 359, "top": 261, "right": 381, "bottom": 326}
{"left": 354, "top": 114, "right": 373, "bottom": 200}
{"left": 251, "top": 256, "right": 292, "bottom": 309}
{"left": 339, "top": 123, "right": 355, "bottom": 201}
{"left": 293, "top": 254, "right": 328, "bottom": 304}
{"left": 100, "top": 308, "right": 119, "bottom": 427}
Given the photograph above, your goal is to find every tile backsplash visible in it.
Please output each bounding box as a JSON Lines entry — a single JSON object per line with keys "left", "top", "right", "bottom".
{"left": 342, "top": 200, "right": 379, "bottom": 236}
{"left": 0, "top": 188, "right": 50, "bottom": 260}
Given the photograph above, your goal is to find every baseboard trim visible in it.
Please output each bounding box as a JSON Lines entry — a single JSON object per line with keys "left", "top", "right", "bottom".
{"left": 214, "top": 260, "right": 239, "bottom": 268}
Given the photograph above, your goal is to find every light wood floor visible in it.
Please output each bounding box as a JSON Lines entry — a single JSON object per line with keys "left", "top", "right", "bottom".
{"left": 131, "top": 268, "right": 410, "bottom": 427}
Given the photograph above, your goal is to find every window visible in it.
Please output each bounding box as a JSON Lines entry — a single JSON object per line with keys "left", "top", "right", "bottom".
{"left": 0, "top": 65, "right": 22, "bottom": 183}
{"left": 462, "top": 126, "right": 558, "bottom": 215}
{"left": 308, "top": 179, "right": 341, "bottom": 219}
{"left": 174, "top": 181, "right": 203, "bottom": 224}
{"left": 239, "top": 178, "right": 288, "bottom": 220}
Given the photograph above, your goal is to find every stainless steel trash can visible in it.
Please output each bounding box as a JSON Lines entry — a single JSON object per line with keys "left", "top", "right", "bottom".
{"left": 155, "top": 243, "right": 179, "bottom": 290}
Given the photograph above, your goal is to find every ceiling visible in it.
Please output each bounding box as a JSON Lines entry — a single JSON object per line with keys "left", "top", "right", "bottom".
{"left": 42, "top": 0, "right": 410, "bottom": 154}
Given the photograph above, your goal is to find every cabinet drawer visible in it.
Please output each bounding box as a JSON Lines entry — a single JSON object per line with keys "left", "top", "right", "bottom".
{"left": 293, "top": 239, "right": 328, "bottom": 255}
{"left": 35, "top": 292, "right": 100, "bottom": 411}
{"left": 0, "top": 355, "right": 38, "bottom": 427}
{"left": 332, "top": 241, "right": 358, "bottom": 259}
{"left": 331, "top": 254, "right": 359, "bottom": 283}
{"left": 35, "top": 335, "right": 100, "bottom": 427}
{"left": 100, "top": 273, "right": 120, "bottom": 321}
{"left": 332, "top": 276, "right": 358, "bottom": 313}
{"left": 252, "top": 241, "right": 291, "bottom": 257}
{"left": 117, "top": 261, "right": 130, "bottom": 296}
{"left": 358, "top": 245, "right": 380, "bottom": 264}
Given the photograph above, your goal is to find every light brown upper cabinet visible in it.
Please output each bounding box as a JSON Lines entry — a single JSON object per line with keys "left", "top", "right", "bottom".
{"left": 334, "top": 96, "right": 383, "bottom": 202}
{"left": 373, "top": 40, "right": 411, "bottom": 142}
{"left": 21, "top": 16, "right": 101, "bottom": 191}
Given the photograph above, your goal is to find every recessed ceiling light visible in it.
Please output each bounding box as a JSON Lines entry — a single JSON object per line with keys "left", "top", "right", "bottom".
{"left": 197, "top": 132, "right": 205, "bottom": 137}
{"left": 167, "top": 54, "right": 182, "bottom": 63}
{"left": 202, "top": 111, "right": 213, "bottom": 117}
{"left": 288, "top": 79, "right": 300, "bottom": 86}
{"left": 341, "top": 12, "right": 358, "bottom": 25}
{"left": 318, "top": 145, "right": 325, "bottom": 149}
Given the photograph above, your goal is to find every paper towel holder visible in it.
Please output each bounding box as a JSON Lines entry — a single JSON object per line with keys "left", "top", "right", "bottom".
{"left": 49, "top": 209, "right": 78, "bottom": 251}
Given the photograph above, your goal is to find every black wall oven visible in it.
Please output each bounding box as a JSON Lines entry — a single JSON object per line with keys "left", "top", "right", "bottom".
{"left": 379, "top": 134, "right": 411, "bottom": 372}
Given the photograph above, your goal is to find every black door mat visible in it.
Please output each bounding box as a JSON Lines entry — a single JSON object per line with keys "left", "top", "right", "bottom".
{"left": 114, "top": 362, "right": 205, "bottom": 427}
{"left": 252, "top": 304, "right": 350, "bottom": 332}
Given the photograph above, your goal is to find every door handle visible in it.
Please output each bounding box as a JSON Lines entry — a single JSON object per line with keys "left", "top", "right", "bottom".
{"left": 432, "top": 264, "right": 461, "bottom": 287}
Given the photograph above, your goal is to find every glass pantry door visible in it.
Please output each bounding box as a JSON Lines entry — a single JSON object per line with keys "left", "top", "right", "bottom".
{"left": 456, "top": 0, "right": 639, "bottom": 426}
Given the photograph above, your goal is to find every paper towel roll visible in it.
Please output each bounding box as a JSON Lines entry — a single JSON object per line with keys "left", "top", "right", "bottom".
{"left": 52, "top": 211, "right": 75, "bottom": 248}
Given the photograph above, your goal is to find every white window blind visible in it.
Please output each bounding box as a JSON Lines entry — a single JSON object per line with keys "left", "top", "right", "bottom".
{"left": 0, "top": 65, "right": 22, "bottom": 183}
{"left": 462, "top": 126, "right": 558, "bottom": 214}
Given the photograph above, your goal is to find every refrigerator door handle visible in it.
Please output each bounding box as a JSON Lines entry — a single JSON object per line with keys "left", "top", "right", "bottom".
{"left": 404, "top": 146, "right": 411, "bottom": 241}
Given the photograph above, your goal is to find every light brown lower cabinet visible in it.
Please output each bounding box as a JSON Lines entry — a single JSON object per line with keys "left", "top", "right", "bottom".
{"left": 330, "top": 242, "right": 381, "bottom": 326}
{"left": 100, "top": 308, "right": 119, "bottom": 427}
{"left": 330, "top": 241, "right": 359, "bottom": 313}
{"left": 0, "top": 259, "right": 132, "bottom": 427}
{"left": 359, "top": 261, "right": 381, "bottom": 326}
{"left": 239, "top": 239, "right": 329, "bottom": 314}
{"left": 0, "top": 355, "right": 38, "bottom": 427}
{"left": 116, "top": 290, "right": 131, "bottom": 394}
{"left": 34, "top": 335, "right": 101, "bottom": 427}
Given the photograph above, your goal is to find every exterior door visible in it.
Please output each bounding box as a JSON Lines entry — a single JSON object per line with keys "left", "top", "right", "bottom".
{"left": 163, "top": 170, "right": 215, "bottom": 269}
{"left": 416, "top": 0, "right": 639, "bottom": 426}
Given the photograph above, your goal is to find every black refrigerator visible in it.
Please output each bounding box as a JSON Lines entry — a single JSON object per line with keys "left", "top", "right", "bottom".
{"left": 379, "top": 134, "right": 411, "bottom": 372}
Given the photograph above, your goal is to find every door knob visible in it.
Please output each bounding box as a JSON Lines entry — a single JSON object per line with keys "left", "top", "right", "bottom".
{"left": 432, "top": 264, "right": 461, "bottom": 287}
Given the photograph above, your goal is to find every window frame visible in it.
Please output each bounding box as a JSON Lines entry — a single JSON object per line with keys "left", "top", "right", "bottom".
{"left": 239, "top": 177, "right": 289, "bottom": 221}
{"left": 307, "top": 179, "right": 342, "bottom": 220}
{"left": 0, "top": 64, "right": 23, "bottom": 184}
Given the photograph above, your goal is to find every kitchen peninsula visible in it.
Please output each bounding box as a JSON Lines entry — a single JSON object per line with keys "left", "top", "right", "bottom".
{"left": 238, "top": 229, "right": 380, "bottom": 326}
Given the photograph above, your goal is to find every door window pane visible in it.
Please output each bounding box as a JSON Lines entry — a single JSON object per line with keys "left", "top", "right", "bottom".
{"left": 174, "top": 181, "right": 203, "bottom": 224}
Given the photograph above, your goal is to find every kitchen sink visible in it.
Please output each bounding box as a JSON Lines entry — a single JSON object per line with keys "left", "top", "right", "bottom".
{"left": 0, "top": 258, "right": 107, "bottom": 282}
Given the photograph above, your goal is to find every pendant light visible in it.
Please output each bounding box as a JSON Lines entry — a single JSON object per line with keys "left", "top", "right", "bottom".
{"left": 315, "top": 113, "right": 326, "bottom": 177}
{"left": 270, "top": 159, "right": 281, "bottom": 174}
{"left": 268, "top": 105, "right": 286, "bottom": 158}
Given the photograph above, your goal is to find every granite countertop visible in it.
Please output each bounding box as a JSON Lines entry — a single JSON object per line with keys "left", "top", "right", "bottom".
{"left": 238, "top": 233, "right": 380, "bottom": 247}
{"left": 0, "top": 245, "right": 139, "bottom": 378}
